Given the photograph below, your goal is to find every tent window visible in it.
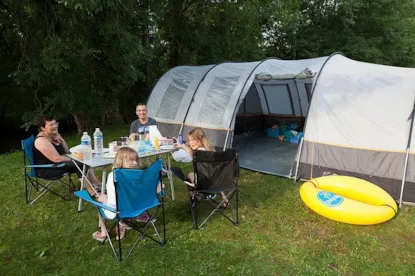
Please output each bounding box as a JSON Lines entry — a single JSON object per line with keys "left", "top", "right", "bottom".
{"left": 262, "top": 84, "right": 294, "bottom": 115}
{"left": 156, "top": 79, "right": 192, "bottom": 119}
{"left": 197, "top": 76, "right": 239, "bottom": 124}
{"left": 305, "top": 83, "right": 312, "bottom": 102}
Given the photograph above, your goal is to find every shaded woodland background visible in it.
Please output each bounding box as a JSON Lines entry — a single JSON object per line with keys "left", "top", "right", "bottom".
{"left": 1, "top": 0, "right": 415, "bottom": 152}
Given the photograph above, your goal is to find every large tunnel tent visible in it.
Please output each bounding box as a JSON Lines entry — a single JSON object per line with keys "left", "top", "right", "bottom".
{"left": 147, "top": 54, "right": 415, "bottom": 205}
{"left": 147, "top": 57, "right": 328, "bottom": 176}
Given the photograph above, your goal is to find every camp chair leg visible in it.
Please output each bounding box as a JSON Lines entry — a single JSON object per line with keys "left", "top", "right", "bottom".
{"left": 191, "top": 190, "right": 239, "bottom": 230}
{"left": 104, "top": 206, "right": 167, "bottom": 263}
{"left": 58, "top": 175, "right": 76, "bottom": 199}
{"left": 101, "top": 219, "right": 122, "bottom": 263}
{"left": 25, "top": 174, "right": 75, "bottom": 204}
{"left": 25, "top": 176, "right": 32, "bottom": 204}
{"left": 214, "top": 190, "right": 239, "bottom": 226}
{"left": 25, "top": 177, "right": 41, "bottom": 204}
{"left": 125, "top": 209, "right": 160, "bottom": 261}
{"left": 161, "top": 202, "right": 166, "bottom": 245}
{"left": 235, "top": 189, "right": 239, "bottom": 226}
{"left": 189, "top": 195, "right": 198, "bottom": 229}
{"left": 29, "top": 181, "right": 56, "bottom": 205}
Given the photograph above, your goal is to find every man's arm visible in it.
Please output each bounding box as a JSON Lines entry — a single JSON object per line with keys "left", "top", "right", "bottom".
{"left": 129, "top": 120, "right": 138, "bottom": 140}
{"left": 130, "top": 120, "right": 136, "bottom": 134}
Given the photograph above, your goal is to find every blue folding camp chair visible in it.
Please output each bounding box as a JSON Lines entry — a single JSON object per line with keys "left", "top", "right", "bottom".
{"left": 22, "top": 135, "right": 75, "bottom": 204}
{"left": 74, "top": 159, "right": 166, "bottom": 263}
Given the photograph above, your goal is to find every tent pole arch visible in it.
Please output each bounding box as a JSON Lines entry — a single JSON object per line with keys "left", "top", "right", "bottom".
{"left": 223, "top": 57, "right": 281, "bottom": 150}
{"left": 399, "top": 98, "right": 415, "bottom": 207}
{"left": 293, "top": 79, "right": 304, "bottom": 116}
{"left": 178, "top": 61, "right": 230, "bottom": 135}
{"left": 293, "top": 52, "right": 345, "bottom": 181}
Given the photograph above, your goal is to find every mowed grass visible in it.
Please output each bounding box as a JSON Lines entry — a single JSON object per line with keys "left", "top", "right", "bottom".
{"left": 1, "top": 124, "right": 414, "bottom": 275}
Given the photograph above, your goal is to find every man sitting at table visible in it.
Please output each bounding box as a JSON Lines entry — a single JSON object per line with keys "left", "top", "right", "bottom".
{"left": 129, "top": 103, "right": 158, "bottom": 141}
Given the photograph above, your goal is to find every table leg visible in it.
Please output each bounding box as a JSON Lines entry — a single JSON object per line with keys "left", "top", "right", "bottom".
{"left": 101, "top": 166, "right": 108, "bottom": 194}
{"left": 77, "top": 164, "right": 87, "bottom": 212}
{"left": 167, "top": 154, "right": 175, "bottom": 201}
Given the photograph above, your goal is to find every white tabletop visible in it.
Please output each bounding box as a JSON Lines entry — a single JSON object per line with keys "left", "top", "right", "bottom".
{"left": 67, "top": 148, "right": 176, "bottom": 168}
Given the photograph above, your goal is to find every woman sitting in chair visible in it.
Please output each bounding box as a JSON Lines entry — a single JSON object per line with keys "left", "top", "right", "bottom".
{"left": 34, "top": 115, "right": 100, "bottom": 198}
{"left": 174, "top": 128, "right": 229, "bottom": 207}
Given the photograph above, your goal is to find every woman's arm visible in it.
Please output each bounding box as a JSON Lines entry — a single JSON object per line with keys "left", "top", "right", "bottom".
{"left": 35, "top": 137, "right": 71, "bottom": 163}
{"left": 53, "top": 133, "right": 69, "bottom": 153}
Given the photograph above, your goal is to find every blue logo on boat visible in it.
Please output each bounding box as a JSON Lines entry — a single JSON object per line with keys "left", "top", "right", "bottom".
{"left": 317, "top": 191, "right": 344, "bottom": 207}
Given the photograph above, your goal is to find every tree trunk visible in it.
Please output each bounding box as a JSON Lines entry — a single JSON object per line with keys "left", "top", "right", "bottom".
{"left": 72, "top": 112, "right": 85, "bottom": 134}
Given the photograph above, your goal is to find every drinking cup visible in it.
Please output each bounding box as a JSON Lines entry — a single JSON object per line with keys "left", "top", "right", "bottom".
{"left": 120, "top": 136, "right": 128, "bottom": 146}
{"left": 109, "top": 141, "right": 118, "bottom": 153}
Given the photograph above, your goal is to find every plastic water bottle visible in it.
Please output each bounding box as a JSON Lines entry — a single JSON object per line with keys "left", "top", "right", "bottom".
{"left": 178, "top": 133, "right": 183, "bottom": 145}
{"left": 81, "top": 132, "right": 91, "bottom": 146}
{"left": 81, "top": 132, "right": 92, "bottom": 160}
{"left": 93, "top": 128, "right": 104, "bottom": 156}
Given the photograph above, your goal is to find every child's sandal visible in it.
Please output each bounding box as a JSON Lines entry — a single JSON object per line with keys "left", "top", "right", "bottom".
{"left": 115, "top": 225, "right": 126, "bottom": 240}
{"left": 92, "top": 231, "right": 107, "bottom": 242}
{"left": 91, "top": 193, "right": 99, "bottom": 200}
{"left": 221, "top": 199, "right": 230, "bottom": 209}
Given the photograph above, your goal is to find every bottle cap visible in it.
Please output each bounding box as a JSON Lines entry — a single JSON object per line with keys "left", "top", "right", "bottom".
{"left": 83, "top": 132, "right": 88, "bottom": 135}
{"left": 95, "top": 128, "right": 100, "bottom": 131}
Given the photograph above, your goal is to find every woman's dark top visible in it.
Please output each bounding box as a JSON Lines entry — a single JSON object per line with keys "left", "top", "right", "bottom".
{"left": 33, "top": 135, "right": 81, "bottom": 179}
{"left": 34, "top": 136, "right": 66, "bottom": 165}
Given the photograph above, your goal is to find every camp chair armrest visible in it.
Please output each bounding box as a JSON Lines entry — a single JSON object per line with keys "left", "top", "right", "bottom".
{"left": 25, "top": 164, "right": 65, "bottom": 168}
{"left": 74, "top": 190, "right": 118, "bottom": 213}
{"left": 184, "top": 181, "right": 195, "bottom": 187}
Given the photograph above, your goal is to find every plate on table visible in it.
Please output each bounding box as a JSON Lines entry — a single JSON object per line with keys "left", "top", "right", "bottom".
{"left": 159, "top": 145, "right": 175, "bottom": 150}
{"left": 92, "top": 148, "right": 109, "bottom": 154}
{"left": 101, "top": 152, "right": 116, "bottom": 158}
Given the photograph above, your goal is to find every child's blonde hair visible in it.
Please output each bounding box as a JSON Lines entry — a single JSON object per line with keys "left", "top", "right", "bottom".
{"left": 188, "top": 128, "right": 215, "bottom": 151}
{"left": 112, "top": 147, "right": 140, "bottom": 170}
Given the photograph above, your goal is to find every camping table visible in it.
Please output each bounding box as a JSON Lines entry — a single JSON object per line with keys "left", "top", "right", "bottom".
{"left": 67, "top": 148, "right": 176, "bottom": 212}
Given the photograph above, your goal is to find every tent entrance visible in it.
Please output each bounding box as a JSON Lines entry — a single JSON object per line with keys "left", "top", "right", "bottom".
{"left": 232, "top": 131, "right": 299, "bottom": 176}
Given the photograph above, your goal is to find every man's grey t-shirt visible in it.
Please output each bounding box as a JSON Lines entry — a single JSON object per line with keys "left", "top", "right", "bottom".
{"left": 130, "top": 118, "right": 158, "bottom": 134}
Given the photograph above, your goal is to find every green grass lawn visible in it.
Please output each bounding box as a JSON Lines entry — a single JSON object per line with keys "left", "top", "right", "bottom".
{"left": 1, "top": 124, "right": 414, "bottom": 275}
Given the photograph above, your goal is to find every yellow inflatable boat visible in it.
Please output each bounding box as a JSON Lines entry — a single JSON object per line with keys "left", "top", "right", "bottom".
{"left": 300, "top": 175, "right": 397, "bottom": 225}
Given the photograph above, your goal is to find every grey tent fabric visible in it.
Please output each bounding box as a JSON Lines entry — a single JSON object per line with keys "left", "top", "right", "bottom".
{"left": 147, "top": 57, "right": 327, "bottom": 139}
{"left": 146, "top": 54, "right": 415, "bottom": 205}
{"left": 255, "top": 68, "right": 314, "bottom": 81}
{"left": 291, "top": 54, "right": 415, "bottom": 205}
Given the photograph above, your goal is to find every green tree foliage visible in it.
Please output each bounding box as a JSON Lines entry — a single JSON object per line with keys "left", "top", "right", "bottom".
{"left": 5, "top": 0, "right": 149, "bottom": 132}
{"left": 0, "top": 0, "right": 26, "bottom": 121}
{"left": 265, "top": 0, "right": 415, "bottom": 66}
{"left": 153, "top": 0, "right": 266, "bottom": 66}
{"left": 1, "top": 0, "right": 415, "bottom": 133}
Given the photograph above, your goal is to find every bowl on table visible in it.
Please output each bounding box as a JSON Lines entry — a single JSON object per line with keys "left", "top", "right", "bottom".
{"left": 69, "top": 145, "right": 90, "bottom": 160}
